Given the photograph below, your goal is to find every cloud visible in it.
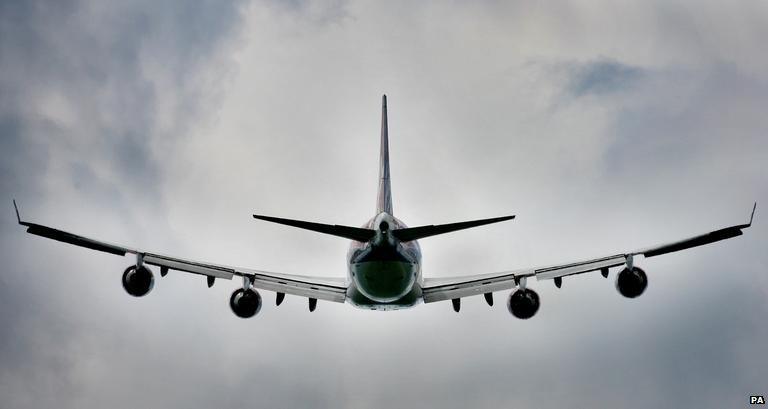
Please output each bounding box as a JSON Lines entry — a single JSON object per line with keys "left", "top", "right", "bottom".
{"left": 1, "top": 1, "right": 766, "bottom": 408}
{"left": 0, "top": 0, "right": 246, "bottom": 210}
{"left": 567, "top": 59, "right": 645, "bottom": 97}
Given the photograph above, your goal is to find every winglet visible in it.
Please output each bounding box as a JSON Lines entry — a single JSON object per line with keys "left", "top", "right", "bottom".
{"left": 749, "top": 202, "right": 757, "bottom": 226}
{"left": 13, "top": 199, "right": 21, "bottom": 224}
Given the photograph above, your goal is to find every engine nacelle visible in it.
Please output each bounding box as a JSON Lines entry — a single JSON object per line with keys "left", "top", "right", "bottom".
{"left": 230, "top": 288, "right": 262, "bottom": 318}
{"left": 507, "top": 288, "right": 540, "bottom": 319}
{"left": 122, "top": 265, "right": 154, "bottom": 297}
{"left": 615, "top": 266, "right": 648, "bottom": 298}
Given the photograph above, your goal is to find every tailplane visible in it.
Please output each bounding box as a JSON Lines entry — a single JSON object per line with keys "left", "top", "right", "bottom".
{"left": 392, "top": 215, "right": 515, "bottom": 242}
{"left": 253, "top": 214, "right": 375, "bottom": 242}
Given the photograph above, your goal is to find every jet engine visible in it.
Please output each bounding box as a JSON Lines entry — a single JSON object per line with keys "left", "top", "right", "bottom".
{"left": 507, "top": 288, "right": 540, "bottom": 319}
{"left": 122, "top": 265, "right": 154, "bottom": 297}
{"left": 229, "top": 288, "right": 262, "bottom": 318}
{"left": 615, "top": 266, "right": 648, "bottom": 298}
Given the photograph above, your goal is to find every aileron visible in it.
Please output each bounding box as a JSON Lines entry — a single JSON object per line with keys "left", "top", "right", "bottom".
{"left": 23, "top": 222, "right": 132, "bottom": 256}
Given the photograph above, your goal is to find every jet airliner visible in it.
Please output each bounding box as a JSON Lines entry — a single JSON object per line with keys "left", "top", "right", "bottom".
{"left": 14, "top": 96, "right": 756, "bottom": 319}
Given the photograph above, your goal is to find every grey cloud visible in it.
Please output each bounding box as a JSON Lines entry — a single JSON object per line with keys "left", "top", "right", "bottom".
{"left": 0, "top": 0, "right": 246, "bottom": 207}
{"left": 2, "top": 1, "right": 767, "bottom": 409}
{"left": 568, "top": 59, "right": 645, "bottom": 97}
{"left": 266, "top": 0, "right": 351, "bottom": 25}
{"left": 601, "top": 64, "right": 768, "bottom": 186}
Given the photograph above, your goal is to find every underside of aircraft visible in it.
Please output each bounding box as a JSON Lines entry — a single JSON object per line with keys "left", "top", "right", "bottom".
{"left": 14, "top": 95, "right": 756, "bottom": 319}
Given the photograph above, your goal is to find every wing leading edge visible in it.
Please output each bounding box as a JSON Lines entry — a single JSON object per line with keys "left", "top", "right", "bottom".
{"left": 422, "top": 203, "right": 756, "bottom": 303}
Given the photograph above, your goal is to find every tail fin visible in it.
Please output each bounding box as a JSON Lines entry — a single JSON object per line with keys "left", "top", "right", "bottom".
{"left": 377, "top": 94, "right": 393, "bottom": 215}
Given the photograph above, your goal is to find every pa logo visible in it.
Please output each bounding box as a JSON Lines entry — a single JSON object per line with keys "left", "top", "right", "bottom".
{"left": 751, "top": 395, "right": 766, "bottom": 405}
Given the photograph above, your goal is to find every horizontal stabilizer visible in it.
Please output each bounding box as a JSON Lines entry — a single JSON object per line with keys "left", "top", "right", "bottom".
{"left": 253, "top": 214, "right": 376, "bottom": 242}
{"left": 392, "top": 215, "right": 515, "bottom": 242}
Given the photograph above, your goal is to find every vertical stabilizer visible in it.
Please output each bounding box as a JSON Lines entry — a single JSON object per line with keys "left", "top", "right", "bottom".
{"left": 377, "top": 95, "right": 393, "bottom": 215}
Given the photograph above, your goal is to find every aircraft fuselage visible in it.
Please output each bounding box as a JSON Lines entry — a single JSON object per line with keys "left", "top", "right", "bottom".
{"left": 346, "top": 212, "right": 423, "bottom": 310}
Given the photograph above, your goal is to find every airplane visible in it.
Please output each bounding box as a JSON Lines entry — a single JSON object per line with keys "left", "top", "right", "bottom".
{"left": 14, "top": 95, "right": 756, "bottom": 319}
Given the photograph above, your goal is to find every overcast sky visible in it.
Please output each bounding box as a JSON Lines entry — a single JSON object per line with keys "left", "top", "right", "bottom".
{"left": 1, "top": 1, "right": 767, "bottom": 408}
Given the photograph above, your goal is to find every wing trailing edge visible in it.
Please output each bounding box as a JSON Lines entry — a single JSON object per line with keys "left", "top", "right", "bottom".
{"left": 635, "top": 201, "right": 756, "bottom": 258}
{"left": 14, "top": 200, "right": 132, "bottom": 256}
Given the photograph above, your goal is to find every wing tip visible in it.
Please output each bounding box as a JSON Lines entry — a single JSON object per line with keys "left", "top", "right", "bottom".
{"left": 749, "top": 201, "right": 757, "bottom": 226}
{"left": 12, "top": 199, "right": 20, "bottom": 224}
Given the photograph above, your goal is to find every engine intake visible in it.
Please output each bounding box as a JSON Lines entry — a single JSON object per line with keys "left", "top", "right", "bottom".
{"left": 615, "top": 267, "right": 648, "bottom": 298}
{"left": 122, "top": 265, "right": 154, "bottom": 297}
{"left": 230, "top": 288, "right": 262, "bottom": 318}
{"left": 507, "top": 288, "right": 540, "bottom": 319}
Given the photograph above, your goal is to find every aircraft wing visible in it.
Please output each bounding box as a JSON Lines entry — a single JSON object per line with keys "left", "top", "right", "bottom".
{"left": 13, "top": 201, "right": 347, "bottom": 303}
{"left": 422, "top": 203, "right": 756, "bottom": 303}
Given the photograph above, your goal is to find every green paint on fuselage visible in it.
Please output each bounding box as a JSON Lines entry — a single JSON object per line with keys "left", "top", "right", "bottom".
{"left": 346, "top": 281, "right": 422, "bottom": 310}
{"left": 351, "top": 260, "right": 416, "bottom": 303}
